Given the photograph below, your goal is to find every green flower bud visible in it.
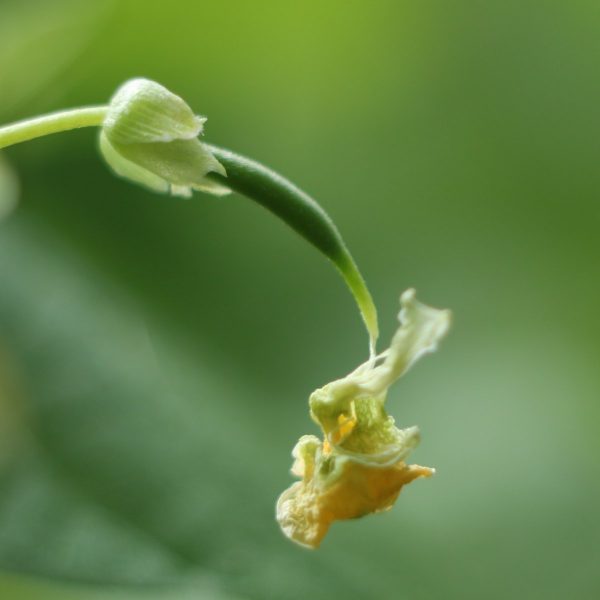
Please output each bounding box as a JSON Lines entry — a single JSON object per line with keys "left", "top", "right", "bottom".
{"left": 277, "top": 289, "right": 451, "bottom": 548}
{"left": 99, "top": 78, "right": 229, "bottom": 197}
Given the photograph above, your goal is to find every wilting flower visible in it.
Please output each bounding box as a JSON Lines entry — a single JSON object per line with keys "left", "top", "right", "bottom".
{"left": 277, "top": 289, "right": 451, "bottom": 548}
{"left": 99, "top": 78, "right": 229, "bottom": 197}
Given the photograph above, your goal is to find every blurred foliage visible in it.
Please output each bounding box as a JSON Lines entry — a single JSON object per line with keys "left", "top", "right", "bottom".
{"left": 0, "top": 0, "right": 110, "bottom": 120}
{"left": 0, "top": 156, "right": 18, "bottom": 220}
{"left": 1, "top": 1, "right": 599, "bottom": 599}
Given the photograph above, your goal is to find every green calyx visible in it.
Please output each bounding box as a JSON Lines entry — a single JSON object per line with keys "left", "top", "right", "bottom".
{"left": 309, "top": 288, "right": 451, "bottom": 465}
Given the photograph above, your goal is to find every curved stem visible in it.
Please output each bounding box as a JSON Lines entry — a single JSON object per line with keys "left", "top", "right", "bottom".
{"left": 206, "top": 144, "right": 379, "bottom": 352}
{"left": 0, "top": 105, "right": 379, "bottom": 352}
{"left": 0, "top": 106, "right": 108, "bottom": 150}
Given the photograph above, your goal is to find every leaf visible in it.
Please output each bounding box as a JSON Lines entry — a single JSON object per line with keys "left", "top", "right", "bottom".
{"left": 0, "top": 156, "right": 18, "bottom": 221}
{"left": 0, "top": 571, "right": 238, "bottom": 600}
{"left": 0, "top": 220, "right": 377, "bottom": 599}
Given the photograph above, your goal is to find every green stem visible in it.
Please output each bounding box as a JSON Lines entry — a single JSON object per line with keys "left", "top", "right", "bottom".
{"left": 0, "top": 106, "right": 108, "bottom": 150}
{"left": 206, "top": 144, "right": 379, "bottom": 352}
{"left": 0, "top": 106, "right": 379, "bottom": 352}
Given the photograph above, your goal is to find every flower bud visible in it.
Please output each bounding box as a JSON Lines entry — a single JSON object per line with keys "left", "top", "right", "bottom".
{"left": 99, "top": 78, "right": 229, "bottom": 197}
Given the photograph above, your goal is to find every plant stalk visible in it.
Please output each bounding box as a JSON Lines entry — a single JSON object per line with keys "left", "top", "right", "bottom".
{"left": 206, "top": 145, "right": 379, "bottom": 351}
{"left": 0, "top": 108, "right": 379, "bottom": 351}
{"left": 0, "top": 106, "right": 108, "bottom": 150}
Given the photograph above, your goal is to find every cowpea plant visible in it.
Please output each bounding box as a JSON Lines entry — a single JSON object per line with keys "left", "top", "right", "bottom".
{"left": 0, "top": 78, "right": 450, "bottom": 575}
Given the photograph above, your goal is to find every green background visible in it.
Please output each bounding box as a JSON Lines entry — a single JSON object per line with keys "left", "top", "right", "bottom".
{"left": 1, "top": 1, "right": 599, "bottom": 598}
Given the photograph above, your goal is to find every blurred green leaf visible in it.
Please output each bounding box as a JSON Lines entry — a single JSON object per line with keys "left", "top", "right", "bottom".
{"left": 0, "top": 221, "right": 246, "bottom": 594}
{"left": 0, "top": 220, "right": 381, "bottom": 599}
{"left": 0, "top": 571, "right": 238, "bottom": 600}
{"left": 0, "top": 0, "right": 110, "bottom": 120}
{"left": 0, "top": 156, "right": 18, "bottom": 221}
{"left": 1, "top": 1, "right": 600, "bottom": 599}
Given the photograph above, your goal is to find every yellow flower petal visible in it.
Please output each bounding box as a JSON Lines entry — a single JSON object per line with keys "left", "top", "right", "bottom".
{"left": 277, "top": 437, "right": 434, "bottom": 548}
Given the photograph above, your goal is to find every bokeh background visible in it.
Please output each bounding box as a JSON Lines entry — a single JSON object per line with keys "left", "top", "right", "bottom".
{"left": 1, "top": 1, "right": 599, "bottom": 598}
